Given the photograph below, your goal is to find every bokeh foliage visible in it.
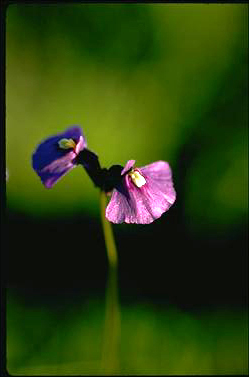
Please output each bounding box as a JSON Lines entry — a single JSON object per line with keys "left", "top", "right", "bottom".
{"left": 7, "top": 294, "right": 248, "bottom": 375}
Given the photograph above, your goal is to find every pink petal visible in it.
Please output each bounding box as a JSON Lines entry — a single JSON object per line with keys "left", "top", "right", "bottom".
{"left": 121, "top": 160, "right": 136, "bottom": 175}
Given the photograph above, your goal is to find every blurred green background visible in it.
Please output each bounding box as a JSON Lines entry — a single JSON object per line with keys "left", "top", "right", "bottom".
{"left": 6, "top": 4, "right": 248, "bottom": 375}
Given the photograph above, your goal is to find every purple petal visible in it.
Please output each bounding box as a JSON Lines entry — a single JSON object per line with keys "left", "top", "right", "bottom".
{"left": 32, "top": 126, "right": 86, "bottom": 188}
{"left": 106, "top": 160, "right": 176, "bottom": 224}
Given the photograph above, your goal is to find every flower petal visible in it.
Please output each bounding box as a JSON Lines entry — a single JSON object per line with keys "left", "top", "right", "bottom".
{"left": 139, "top": 160, "right": 176, "bottom": 205}
{"left": 106, "top": 160, "right": 176, "bottom": 224}
{"left": 38, "top": 152, "right": 77, "bottom": 188}
{"left": 32, "top": 126, "right": 86, "bottom": 188}
{"left": 121, "top": 160, "right": 136, "bottom": 175}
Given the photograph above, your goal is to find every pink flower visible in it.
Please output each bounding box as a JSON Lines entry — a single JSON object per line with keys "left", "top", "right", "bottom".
{"left": 106, "top": 160, "right": 176, "bottom": 224}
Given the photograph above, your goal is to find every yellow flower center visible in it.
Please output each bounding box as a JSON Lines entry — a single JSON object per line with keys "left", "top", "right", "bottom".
{"left": 129, "top": 169, "right": 146, "bottom": 188}
{"left": 58, "top": 138, "right": 76, "bottom": 150}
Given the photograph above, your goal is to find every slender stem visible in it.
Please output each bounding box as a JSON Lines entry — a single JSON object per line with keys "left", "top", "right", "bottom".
{"left": 101, "top": 266, "right": 120, "bottom": 374}
{"left": 99, "top": 190, "right": 120, "bottom": 374}
{"left": 100, "top": 190, "right": 118, "bottom": 268}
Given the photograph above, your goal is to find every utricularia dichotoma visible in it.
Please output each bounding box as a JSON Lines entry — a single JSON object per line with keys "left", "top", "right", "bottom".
{"left": 32, "top": 126, "right": 176, "bottom": 224}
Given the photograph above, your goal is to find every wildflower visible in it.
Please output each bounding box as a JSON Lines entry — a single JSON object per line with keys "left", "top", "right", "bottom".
{"left": 32, "top": 126, "right": 87, "bottom": 188}
{"left": 105, "top": 159, "right": 176, "bottom": 224}
{"left": 32, "top": 127, "right": 176, "bottom": 225}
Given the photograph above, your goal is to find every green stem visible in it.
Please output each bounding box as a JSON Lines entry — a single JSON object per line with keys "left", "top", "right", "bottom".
{"left": 100, "top": 190, "right": 118, "bottom": 268}
{"left": 101, "top": 266, "right": 120, "bottom": 374}
{"left": 99, "top": 190, "right": 120, "bottom": 374}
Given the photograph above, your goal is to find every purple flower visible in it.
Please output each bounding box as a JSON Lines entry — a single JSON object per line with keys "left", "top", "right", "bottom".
{"left": 106, "top": 160, "right": 176, "bottom": 224}
{"left": 32, "top": 126, "right": 86, "bottom": 188}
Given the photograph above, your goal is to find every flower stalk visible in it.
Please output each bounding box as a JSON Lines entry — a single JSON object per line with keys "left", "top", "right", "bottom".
{"left": 100, "top": 190, "right": 120, "bottom": 375}
{"left": 100, "top": 190, "right": 118, "bottom": 268}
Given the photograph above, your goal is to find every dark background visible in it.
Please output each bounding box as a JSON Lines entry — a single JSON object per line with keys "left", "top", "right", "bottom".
{"left": 6, "top": 174, "right": 248, "bottom": 310}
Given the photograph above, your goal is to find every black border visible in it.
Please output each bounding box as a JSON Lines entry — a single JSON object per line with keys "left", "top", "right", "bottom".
{"left": 1, "top": 2, "right": 248, "bottom": 377}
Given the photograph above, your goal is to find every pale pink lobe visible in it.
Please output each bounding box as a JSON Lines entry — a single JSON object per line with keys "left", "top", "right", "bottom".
{"left": 121, "top": 160, "right": 136, "bottom": 175}
{"left": 75, "top": 135, "right": 86, "bottom": 154}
